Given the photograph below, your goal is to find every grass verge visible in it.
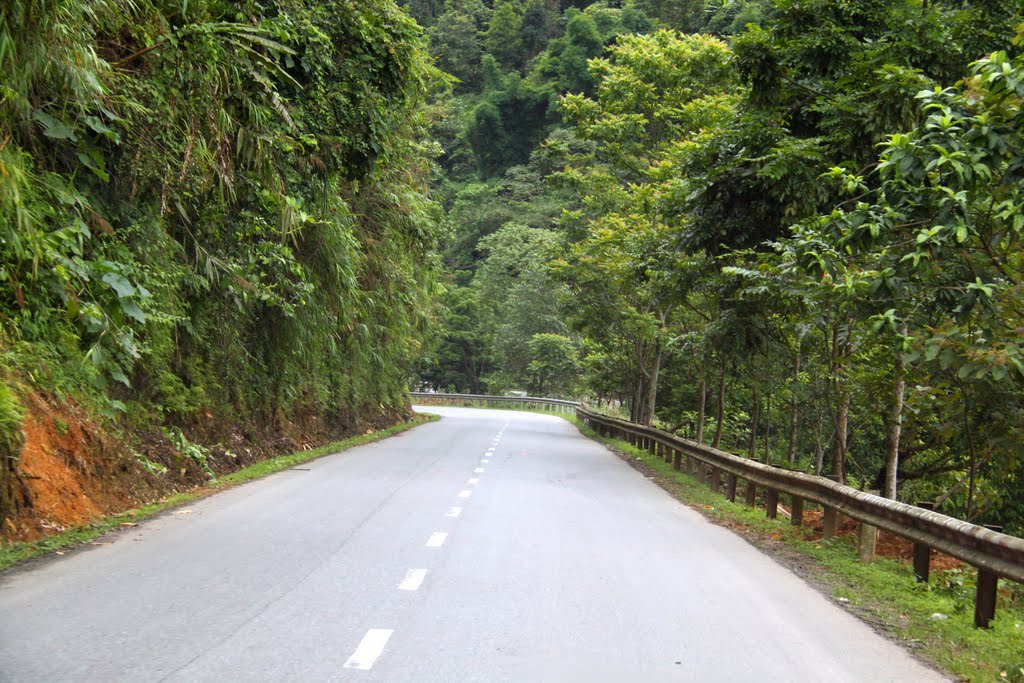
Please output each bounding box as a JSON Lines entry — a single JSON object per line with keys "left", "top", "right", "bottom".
{"left": 570, "top": 416, "right": 1024, "bottom": 683}
{"left": 0, "top": 413, "right": 440, "bottom": 571}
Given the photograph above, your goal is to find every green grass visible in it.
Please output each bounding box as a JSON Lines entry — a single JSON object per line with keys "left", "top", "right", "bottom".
{"left": 0, "top": 413, "right": 440, "bottom": 571}
{"left": 570, "top": 417, "right": 1024, "bottom": 683}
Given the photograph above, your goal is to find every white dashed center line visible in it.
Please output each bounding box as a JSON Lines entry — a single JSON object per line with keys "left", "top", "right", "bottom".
{"left": 445, "top": 506, "right": 462, "bottom": 518}
{"left": 399, "top": 569, "right": 427, "bottom": 591}
{"left": 457, "top": 489, "right": 472, "bottom": 498}
{"left": 474, "top": 467, "right": 484, "bottom": 473}
{"left": 343, "top": 629, "right": 393, "bottom": 670}
{"left": 467, "top": 477, "right": 479, "bottom": 485}
{"left": 426, "top": 532, "right": 448, "bottom": 547}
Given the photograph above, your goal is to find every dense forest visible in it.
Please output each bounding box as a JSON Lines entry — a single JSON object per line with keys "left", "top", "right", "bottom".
{"left": 3, "top": 0, "right": 1024, "bottom": 538}
{"left": 408, "top": 0, "right": 1024, "bottom": 534}
{"left": 0, "top": 0, "right": 442, "bottom": 532}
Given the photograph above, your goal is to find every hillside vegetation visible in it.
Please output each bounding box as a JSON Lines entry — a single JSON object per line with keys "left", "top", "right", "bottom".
{"left": 410, "top": 0, "right": 1024, "bottom": 535}
{"left": 0, "top": 0, "right": 441, "bottom": 537}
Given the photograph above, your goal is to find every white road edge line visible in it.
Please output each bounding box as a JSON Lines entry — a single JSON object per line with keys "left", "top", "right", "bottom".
{"left": 399, "top": 569, "right": 427, "bottom": 591}
{"left": 426, "top": 532, "right": 448, "bottom": 547}
{"left": 445, "top": 506, "right": 462, "bottom": 517}
{"left": 343, "top": 629, "right": 393, "bottom": 670}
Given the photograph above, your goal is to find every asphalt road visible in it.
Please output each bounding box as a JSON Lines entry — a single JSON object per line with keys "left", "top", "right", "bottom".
{"left": 0, "top": 406, "right": 946, "bottom": 682}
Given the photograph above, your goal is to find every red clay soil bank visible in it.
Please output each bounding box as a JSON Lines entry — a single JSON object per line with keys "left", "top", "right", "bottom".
{"left": 2, "top": 393, "right": 411, "bottom": 544}
{"left": 4, "top": 394, "right": 157, "bottom": 542}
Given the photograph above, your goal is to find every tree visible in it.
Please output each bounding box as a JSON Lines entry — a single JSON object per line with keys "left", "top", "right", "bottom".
{"left": 473, "top": 222, "right": 570, "bottom": 390}
{"left": 526, "top": 333, "right": 580, "bottom": 395}
{"left": 554, "top": 30, "right": 740, "bottom": 424}
{"left": 484, "top": 0, "right": 525, "bottom": 71}
{"left": 429, "top": 7, "right": 484, "bottom": 92}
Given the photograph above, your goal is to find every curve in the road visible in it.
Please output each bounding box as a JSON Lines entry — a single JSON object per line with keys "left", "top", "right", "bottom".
{"left": 0, "top": 407, "right": 946, "bottom": 682}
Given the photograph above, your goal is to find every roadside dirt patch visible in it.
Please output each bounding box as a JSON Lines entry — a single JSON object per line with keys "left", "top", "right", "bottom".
{"left": 2, "top": 392, "right": 412, "bottom": 544}
{"left": 5, "top": 394, "right": 160, "bottom": 541}
{"left": 801, "top": 509, "right": 964, "bottom": 571}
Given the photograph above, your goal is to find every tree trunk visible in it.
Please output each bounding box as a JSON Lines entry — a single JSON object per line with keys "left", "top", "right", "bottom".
{"left": 831, "top": 390, "right": 849, "bottom": 482}
{"left": 712, "top": 358, "right": 726, "bottom": 449}
{"left": 696, "top": 374, "right": 707, "bottom": 444}
{"left": 788, "top": 353, "right": 800, "bottom": 464}
{"left": 962, "top": 385, "right": 978, "bottom": 518}
{"left": 747, "top": 389, "right": 760, "bottom": 460}
{"left": 630, "top": 373, "right": 644, "bottom": 423}
{"left": 764, "top": 393, "right": 771, "bottom": 464}
{"left": 814, "top": 433, "right": 825, "bottom": 476}
{"left": 884, "top": 329, "right": 907, "bottom": 499}
{"left": 829, "top": 322, "right": 851, "bottom": 483}
{"left": 642, "top": 342, "right": 662, "bottom": 426}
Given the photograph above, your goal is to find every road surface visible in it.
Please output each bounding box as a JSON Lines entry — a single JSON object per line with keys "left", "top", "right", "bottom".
{"left": 0, "top": 406, "right": 946, "bottom": 682}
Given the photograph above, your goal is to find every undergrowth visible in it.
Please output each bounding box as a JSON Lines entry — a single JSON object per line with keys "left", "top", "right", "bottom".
{"left": 572, "top": 417, "right": 1024, "bottom": 683}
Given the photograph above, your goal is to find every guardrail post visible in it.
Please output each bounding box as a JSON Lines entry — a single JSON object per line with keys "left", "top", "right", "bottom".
{"left": 709, "top": 467, "right": 721, "bottom": 493}
{"left": 856, "top": 489, "right": 880, "bottom": 561}
{"left": 663, "top": 444, "right": 672, "bottom": 464}
{"left": 822, "top": 507, "right": 837, "bottom": 538}
{"left": 765, "top": 488, "right": 779, "bottom": 519}
{"left": 913, "top": 501, "right": 934, "bottom": 582}
{"left": 791, "top": 496, "right": 804, "bottom": 526}
{"left": 725, "top": 474, "right": 737, "bottom": 502}
{"left": 672, "top": 450, "right": 682, "bottom": 471}
{"left": 974, "top": 524, "right": 1003, "bottom": 628}
{"left": 858, "top": 523, "right": 878, "bottom": 561}
{"left": 744, "top": 480, "right": 756, "bottom": 506}
{"left": 974, "top": 568, "right": 999, "bottom": 628}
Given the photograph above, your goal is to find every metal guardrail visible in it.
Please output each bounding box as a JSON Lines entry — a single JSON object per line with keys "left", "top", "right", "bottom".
{"left": 577, "top": 406, "right": 1024, "bottom": 627}
{"left": 408, "top": 392, "right": 579, "bottom": 414}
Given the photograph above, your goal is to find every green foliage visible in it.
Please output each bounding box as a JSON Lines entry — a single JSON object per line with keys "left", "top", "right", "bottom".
{"left": 467, "top": 71, "right": 553, "bottom": 178}
{"left": 0, "top": 0, "right": 443, "bottom": 519}
{"left": 425, "top": 0, "right": 1024, "bottom": 538}
{"left": 428, "top": 6, "right": 484, "bottom": 93}
{"left": 484, "top": 0, "right": 525, "bottom": 71}
{"left": 0, "top": 380, "right": 25, "bottom": 525}
{"left": 164, "top": 427, "right": 214, "bottom": 476}
{"left": 526, "top": 333, "right": 579, "bottom": 396}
